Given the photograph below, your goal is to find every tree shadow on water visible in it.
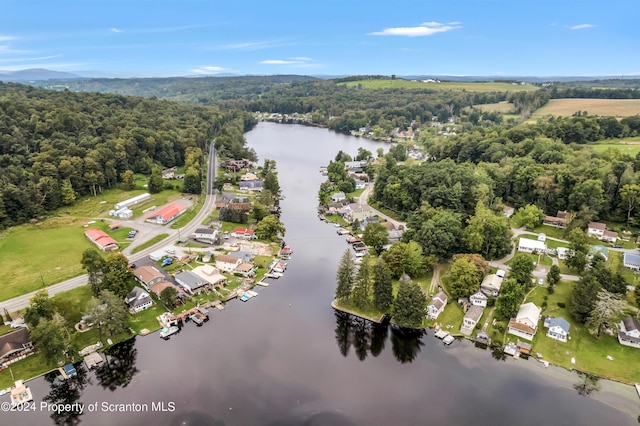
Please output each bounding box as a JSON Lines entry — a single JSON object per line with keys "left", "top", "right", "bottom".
{"left": 573, "top": 371, "right": 600, "bottom": 397}
{"left": 390, "top": 326, "right": 425, "bottom": 364}
{"left": 95, "top": 337, "right": 139, "bottom": 391}
{"left": 43, "top": 363, "right": 90, "bottom": 426}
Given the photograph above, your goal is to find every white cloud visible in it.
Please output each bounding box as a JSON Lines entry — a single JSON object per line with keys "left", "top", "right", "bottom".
{"left": 260, "top": 57, "right": 313, "bottom": 65}
{"left": 370, "top": 21, "right": 461, "bottom": 37}
{"left": 570, "top": 24, "right": 595, "bottom": 30}
{"left": 0, "top": 35, "right": 16, "bottom": 42}
{"left": 110, "top": 28, "right": 123, "bottom": 33}
{"left": 191, "top": 66, "right": 231, "bottom": 74}
{"left": 0, "top": 54, "right": 62, "bottom": 64}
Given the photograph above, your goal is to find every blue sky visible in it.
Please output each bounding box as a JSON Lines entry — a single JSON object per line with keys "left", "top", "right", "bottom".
{"left": 1, "top": 0, "right": 638, "bottom": 77}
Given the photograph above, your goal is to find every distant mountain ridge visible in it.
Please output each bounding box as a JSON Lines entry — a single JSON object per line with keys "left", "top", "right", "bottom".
{"left": 0, "top": 68, "right": 82, "bottom": 81}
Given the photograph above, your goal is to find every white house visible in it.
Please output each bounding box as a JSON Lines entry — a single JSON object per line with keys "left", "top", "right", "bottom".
{"left": 601, "top": 230, "right": 619, "bottom": 243}
{"left": 618, "top": 317, "right": 640, "bottom": 349}
{"left": 537, "top": 233, "right": 546, "bottom": 242}
{"left": 623, "top": 252, "right": 640, "bottom": 271}
{"left": 331, "top": 192, "right": 346, "bottom": 203}
{"left": 354, "top": 179, "right": 366, "bottom": 190}
{"left": 461, "top": 305, "right": 484, "bottom": 335}
{"left": 480, "top": 274, "right": 503, "bottom": 297}
{"left": 215, "top": 254, "right": 242, "bottom": 273}
{"left": 470, "top": 291, "right": 488, "bottom": 308}
{"left": 556, "top": 247, "right": 572, "bottom": 260}
{"left": 518, "top": 237, "right": 547, "bottom": 254}
{"left": 544, "top": 316, "right": 570, "bottom": 342}
{"left": 427, "top": 292, "right": 448, "bottom": 319}
{"left": 587, "top": 222, "right": 606, "bottom": 238}
{"left": 508, "top": 302, "right": 541, "bottom": 341}
{"left": 192, "top": 228, "right": 218, "bottom": 244}
{"left": 125, "top": 286, "right": 153, "bottom": 313}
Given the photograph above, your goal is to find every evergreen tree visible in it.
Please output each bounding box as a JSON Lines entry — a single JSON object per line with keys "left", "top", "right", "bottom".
{"left": 102, "top": 253, "right": 133, "bottom": 298}
{"left": 571, "top": 275, "right": 601, "bottom": 323}
{"left": 60, "top": 179, "right": 76, "bottom": 205}
{"left": 393, "top": 277, "right": 426, "bottom": 328}
{"left": 373, "top": 259, "right": 394, "bottom": 311}
{"left": 81, "top": 248, "right": 107, "bottom": 297}
{"left": 351, "top": 257, "right": 372, "bottom": 309}
{"left": 160, "top": 287, "right": 179, "bottom": 309}
{"left": 335, "top": 250, "right": 356, "bottom": 301}
{"left": 264, "top": 172, "right": 280, "bottom": 195}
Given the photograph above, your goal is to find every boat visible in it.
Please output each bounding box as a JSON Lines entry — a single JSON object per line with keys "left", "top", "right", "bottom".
{"left": 190, "top": 314, "right": 203, "bottom": 326}
{"left": 160, "top": 326, "right": 179, "bottom": 339}
{"left": 256, "top": 281, "right": 270, "bottom": 287}
{"left": 443, "top": 335, "right": 455, "bottom": 345}
{"left": 434, "top": 330, "right": 449, "bottom": 340}
{"left": 240, "top": 293, "right": 251, "bottom": 302}
{"left": 246, "top": 290, "right": 258, "bottom": 297}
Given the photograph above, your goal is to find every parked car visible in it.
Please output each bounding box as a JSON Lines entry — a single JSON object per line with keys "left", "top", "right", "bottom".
{"left": 162, "top": 258, "right": 173, "bottom": 267}
{"left": 612, "top": 244, "right": 622, "bottom": 248}
{"left": 166, "top": 248, "right": 176, "bottom": 254}
{"left": 128, "top": 263, "right": 136, "bottom": 269}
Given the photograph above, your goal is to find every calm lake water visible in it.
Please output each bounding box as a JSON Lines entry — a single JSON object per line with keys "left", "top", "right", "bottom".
{"left": 3, "top": 122, "right": 638, "bottom": 425}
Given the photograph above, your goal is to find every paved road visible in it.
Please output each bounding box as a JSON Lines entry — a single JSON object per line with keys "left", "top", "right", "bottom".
{"left": 0, "top": 145, "right": 218, "bottom": 314}
{"left": 358, "top": 183, "right": 407, "bottom": 229}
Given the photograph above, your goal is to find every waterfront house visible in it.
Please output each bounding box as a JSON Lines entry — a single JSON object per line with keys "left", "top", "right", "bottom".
{"left": 149, "top": 281, "right": 183, "bottom": 298}
{"left": 331, "top": 192, "right": 346, "bottom": 203}
{"left": 175, "top": 270, "right": 209, "bottom": 294}
{"left": 192, "top": 228, "right": 218, "bottom": 244}
{"left": 85, "top": 229, "right": 118, "bottom": 251}
{"left": 470, "top": 291, "right": 488, "bottom": 308}
{"left": 0, "top": 328, "right": 33, "bottom": 366}
{"left": 215, "top": 254, "right": 242, "bottom": 273}
{"left": 230, "top": 228, "right": 256, "bottom": 239}
{"left": 618, "top": 317, "right": 640, "bottom": 349}
{"left": 346, "top": 203, "right": 373, "bottom": 223}
{"left": 228, "top": 250, "right": 253, "bottom": 263}
{"left": 461, "top": 305, "right": 484, "bottom": 335}
{"left": 480, "top": 274, "right": 503, "bottom": 297}
{"left": 133, "top": 265, "right": 165, "bottom": 291}
{"left": 192, "top": 264, "right": 227, "bottom": 288}
{"left": 544, "top": 316, "right": 570, "bottom": 342}
{"left": 239, "top": 180, "right": 264, "bottom": 192}
{"left": 508, "top": 302, "right": 541, "bottom": 341}
{"left": 518, "top": 237, "right": 546, "bottom": 254}
{"left": 235, "top": 263, "right": 256, "bottom": 277}
{"left": 426, "top": 292, "right": 448, "bottom": 319}
{"left": 623, "top": 252, "right": 640, "bottom": 271}
{"left": 587, "top": 222, "right": 606, "bottom": 238}
{"left": 125, "top": 286, "right": 153, "bottom": 313}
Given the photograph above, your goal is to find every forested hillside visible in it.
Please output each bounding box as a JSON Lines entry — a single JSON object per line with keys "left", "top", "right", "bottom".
{"left": 0, "top": 83, "right": 255, "bottom": 227}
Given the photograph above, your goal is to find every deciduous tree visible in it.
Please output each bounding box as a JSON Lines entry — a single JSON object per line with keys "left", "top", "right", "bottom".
{"left": 512, "top": 204, "right": 545, "bottom": 229}
{"left": 362, "top": 222, "right": 388, "bottom": 254}
{"left": 160, "top": 287, "right": 179, "bottom": 310}
{"left": 586, "top": 290, "right": 626, "bottom": 337}
{"left": 148, "top": 167, "right": 164, "bottom": 194}
{"left": 254, "top": 214, "right": 285, "bottom": 241}
{"left": 81, "top": 249, "right": 107, "bottom": 296}
{"left": 24, "top": 289, "right": 55, "bottom": 329}
{"left": 31, "top": 318, "right": 66, "bottom": 363}
{"left": 509, "top": 253, "right": 536, "bottom": 287}
{"left": 495, "top": 278, "right": 525, "bottom": 320}
{"left": 448, "top": 257, "right": 481, "bottom": 299}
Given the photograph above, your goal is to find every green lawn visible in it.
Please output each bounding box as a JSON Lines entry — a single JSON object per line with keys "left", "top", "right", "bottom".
{"left": 522, "top": 284, "right": 640, "bottom": 383}
{"left": 608, "top": 251, "right": 638, "bottom": 283}
{"left": 531, "top": 224, "right": 567, "bottom": 240}
{"left": 0, "top": 352, "right": 57, "bottom": 389}
{"left": 51, "top": 285, "right": 94, "bottom": 324}
{"left": 346, "top": 188, "right": 365, "bottom": 200}
{"left": 325, "top": 214, "right": 349, "bottom": 227}
{"left": 0, "top": 224, "right": 96, "bottom": 301}
{"left": 427, "top": 302, "right": 464, "bottom": 332}
{"left": 131, "top": 233, "right": 170, "bottom": 254}
{"left": 170, "top": 195, "right": 202, "bottom": 229}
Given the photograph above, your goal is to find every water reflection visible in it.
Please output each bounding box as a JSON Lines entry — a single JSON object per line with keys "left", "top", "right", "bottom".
{"left": 334, "top": 311, "right": 422, "bottom": 363}
{"left": 390, "top": 326, "right": 425, "bottom": 364}
{"left": 42, "top": 363, "right": 90, "bottom": 426}
{"left": 95, "top": 338, "right": 139, "bottom": 391}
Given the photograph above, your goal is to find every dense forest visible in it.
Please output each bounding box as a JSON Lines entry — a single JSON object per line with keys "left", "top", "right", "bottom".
{"left": 0, "top": 82, "right": 256, "bottom": 227}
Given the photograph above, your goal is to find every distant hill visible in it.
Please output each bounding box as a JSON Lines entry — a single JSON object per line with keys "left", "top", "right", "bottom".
{"left": 0, "top": 68, "right": 82, "bottom": 82}
{"left": 402, "top": 75, "right": 640, "bottom": 84}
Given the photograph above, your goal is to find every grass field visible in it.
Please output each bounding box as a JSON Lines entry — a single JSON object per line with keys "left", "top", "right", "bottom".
{"left": 521, "top": 284, "right": 640, "bottom": 383}
{"left": 531, "top": 98, "right": 640, "bottom": 119}
{"left": 130, "top": 233, "right": 170, "bottom": 254}
{"left": 590, "top": 137, "right": 640, "bottom": 156}
{"left": 475, "top": 101, "right": 515, "bottom": 113}
{"left": 341, "top": 79, "right": 539, "bottom": 93}
{"left": 0, "top": 223, "right": 96, "bottom": 301}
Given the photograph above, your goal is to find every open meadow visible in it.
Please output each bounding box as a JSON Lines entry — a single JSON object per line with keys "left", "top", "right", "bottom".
{"left": 532, "top": 98, "right": 640, "bottom": 118}
{"left": 474, "top": 101, "right": 515, "bottom": 113}
{"left": 341, "top": 79, "right": 539, "bottom": 93}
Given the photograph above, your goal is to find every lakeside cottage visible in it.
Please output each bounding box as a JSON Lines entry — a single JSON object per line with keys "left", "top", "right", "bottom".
{"left": 480, "top": 274, "right": 503, "bottom": 297}
{"left": 544, "top": 316, "right": 570, "bottom": 342}
{"left": 508, "top": 302, "right": 541, "bottom": 341}
{"left": 618, "top": 317, "right": 640, "bottom": 349}
{"left": 461, "top": 305, "right": 484, "bottom": 335}
{"left": 125, "top": 286, "right": 153, "bottom": 313}
{"left": 470, "top": 291, "right": 488, "bottom": 308}
{"left": 427, "top": 292, "right": 448, "bottom": 319}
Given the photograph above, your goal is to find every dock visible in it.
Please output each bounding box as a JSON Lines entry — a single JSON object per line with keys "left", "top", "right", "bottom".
{"left": 84, "top": 352, "right": 105, "bottom": 370}
{"left": 256, "top": 281, "right": 269, "bottom": 287}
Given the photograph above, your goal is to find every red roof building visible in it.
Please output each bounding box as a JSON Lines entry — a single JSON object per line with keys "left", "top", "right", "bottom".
{"left": 85, "top": 229, "right": 118, "bottom": 251}
{"left": 146, "top": 203, "right": 187, "bottom": 225}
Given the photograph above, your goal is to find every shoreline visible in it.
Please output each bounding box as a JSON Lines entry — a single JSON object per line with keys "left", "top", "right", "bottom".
{"left": 333, "top": 300, "right": 640, "bottom": 388}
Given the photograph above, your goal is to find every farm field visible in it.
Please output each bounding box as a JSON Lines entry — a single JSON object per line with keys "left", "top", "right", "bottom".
{"left": 531, "top": 98, "right": 640, "bottom": 118}
{"left": 591, "top": 138, "right": 640, "bottom": 156}
{"left": 341, "top": 79, "right": 539, "bottom": 93}
{"left": 0, "top": 222, "right": 96, "bottom": 301}
{"left": 475, "top": 101, "right": 515, "bottom": 113}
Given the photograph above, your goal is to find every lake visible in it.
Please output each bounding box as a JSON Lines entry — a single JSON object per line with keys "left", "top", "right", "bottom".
{"left": 2, "top": 122, "right": 638, "bottom": 425}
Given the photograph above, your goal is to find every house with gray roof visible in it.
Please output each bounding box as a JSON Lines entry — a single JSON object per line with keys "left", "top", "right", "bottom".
{"left": 125, "top": 286, "right": 153, "bottom": 313}
{"left": 618, "top": 316, "right": 640, "bottom": 349}
{"left": 461, "top": 305, "right": 484, "bottom": 335}
{"left": 175, "top": 270, "right": 209, "bottom": 294}
{"left": 331, "top": 192, "right": 346, "bottom": 203}
{"left": 228, "top": 250, "right": 253, "bottom": 263}
{"left": 623, "top": 252, "right": 640, "bottom": 272}
{"left": 544, "top": 316, "right": 570, "bottom": 342}
{"left": 239, "top": 180, "right": 264, "bottom": 191}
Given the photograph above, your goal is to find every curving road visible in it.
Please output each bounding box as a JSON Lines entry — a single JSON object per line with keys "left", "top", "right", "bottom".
{"left": 0, "top": 144, "right": 218, "bottom": 314}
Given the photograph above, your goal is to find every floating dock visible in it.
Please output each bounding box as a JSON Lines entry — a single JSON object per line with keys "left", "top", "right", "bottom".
{"left": 10, "top": 380, "right": 32, "bottom": 407}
